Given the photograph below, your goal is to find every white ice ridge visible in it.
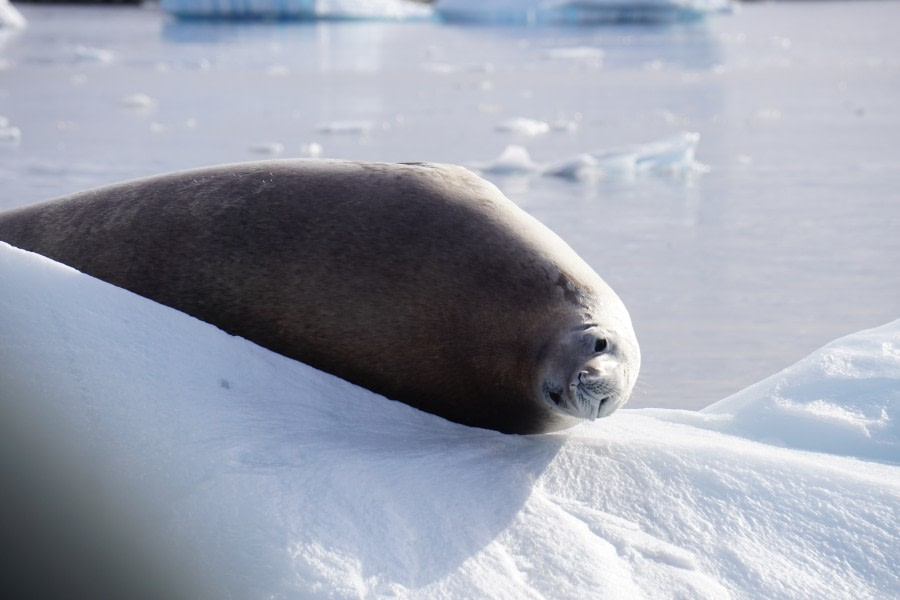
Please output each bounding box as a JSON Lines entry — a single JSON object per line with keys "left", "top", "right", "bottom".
{"left": 480, "top": 131, "right": 708, "bottom": 179}
{"left": 436, "top": 0, "right": 734, "bottom": 25}
{"left": 1, "top": 241, "right": 898, "bottom": 598}
{"left": 160, "top": 0, "right": 434, "bottom": 20}
{"left": 0, "top": 0, "right": 26, "bottom": 29}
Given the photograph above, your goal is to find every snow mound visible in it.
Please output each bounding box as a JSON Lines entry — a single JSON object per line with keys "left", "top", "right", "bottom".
{"left": 436, "top": 0, "right": 733, "bottom": 25}
{"left": 161, "top": 0, "right": 434, "bottom": 21}
{"left": 1, "top": 241, "right": 897, "bottom": 598}
{"left": 480, "top": 132, "right": 708, "bottom": 179}
{"left": 0, "top": 0, "right": 26, "bottom": 30}
{"left": 647, "top": 320, "right": 900, "bottom": 464}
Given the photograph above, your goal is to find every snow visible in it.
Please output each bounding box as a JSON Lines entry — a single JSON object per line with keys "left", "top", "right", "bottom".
{"left": 1, "top": 239, "right": 897, "bottom": 598}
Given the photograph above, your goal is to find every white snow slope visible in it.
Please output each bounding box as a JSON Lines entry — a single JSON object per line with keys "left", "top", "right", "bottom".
{"left": 1, "top": 241, "right": 897, "bottom": 599}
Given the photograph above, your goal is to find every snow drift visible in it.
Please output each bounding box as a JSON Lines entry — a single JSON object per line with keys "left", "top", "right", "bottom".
{"left": 0, "top": 241, "right": 897, "bottom": 599}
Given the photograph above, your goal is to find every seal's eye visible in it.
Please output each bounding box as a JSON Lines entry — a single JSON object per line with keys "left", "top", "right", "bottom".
{"left": 594, "top": 338, "right": 608, "bottom": 353}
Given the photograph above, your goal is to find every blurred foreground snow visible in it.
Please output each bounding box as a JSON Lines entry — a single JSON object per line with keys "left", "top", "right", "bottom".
{"left": 1, "top": 241, "right": 897, "bottom": 599}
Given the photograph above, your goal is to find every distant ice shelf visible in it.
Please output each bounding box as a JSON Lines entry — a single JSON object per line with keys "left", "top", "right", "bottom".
{"left": 435, "top": 0, "right": 734, "bottom": 24}
{"left": 158, "top": 0, "right": 732, "bottom": 22}
{"left": 160, "top": 0, "right": 435, "bottom": 21}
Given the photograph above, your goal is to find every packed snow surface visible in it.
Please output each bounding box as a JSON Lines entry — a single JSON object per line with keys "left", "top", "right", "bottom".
{"left": 1, "top": 241, "right": 897, "bottom": 599}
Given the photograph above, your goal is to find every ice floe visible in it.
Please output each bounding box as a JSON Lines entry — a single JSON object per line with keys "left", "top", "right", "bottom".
{"left": 494, "top": 117, "right": 551, "bottom": 137}
{"left": 480, "top": 131, "right": 708, "bottom": 180}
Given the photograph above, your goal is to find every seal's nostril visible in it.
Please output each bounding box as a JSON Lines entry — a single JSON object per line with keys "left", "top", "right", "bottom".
{"left": 549, "top": 390, "right": 563, "bottom": 406}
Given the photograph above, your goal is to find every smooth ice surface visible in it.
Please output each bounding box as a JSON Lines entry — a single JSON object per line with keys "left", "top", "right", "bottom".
{"left": 1, "top": 2, "right": 899, "bottom": 410}
{"left": 1, "top": 241, "right": 898, "bottom": 598}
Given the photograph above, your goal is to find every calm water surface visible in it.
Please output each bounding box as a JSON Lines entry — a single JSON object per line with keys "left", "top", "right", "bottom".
{"left": 1, "top": 1, "right": 898, "bottom": 409}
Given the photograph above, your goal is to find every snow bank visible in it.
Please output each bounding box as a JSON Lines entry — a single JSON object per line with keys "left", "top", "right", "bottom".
{"left": 480, "top": 131, "right": 708, "bottom": 180}
{"left": 647, "top": 320, "right": 900, "bottom": 464}
{"left": 436, "top": 0, "right": 733, "bottom": 25}
{"left": 1, "top": 241, "right": 897, "bottom": 598}
{"left": 160, "top": 0, "right": 434, "bottom": 21}
{"left": 0, "top": 0, "right": 26, "bottom": 30}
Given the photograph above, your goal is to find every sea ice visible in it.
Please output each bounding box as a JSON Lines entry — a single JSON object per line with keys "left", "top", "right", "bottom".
{"left": 119, "top": 93, "right": 158, "bottom": 110}
{"left": 316, "top": 120, "right": 375, "bottom": 135}
{"left": 481, "top": 131, "right": 707, "bottom": 180}
{"left": 494, "top": 117, "right": 550, "bottom": 137}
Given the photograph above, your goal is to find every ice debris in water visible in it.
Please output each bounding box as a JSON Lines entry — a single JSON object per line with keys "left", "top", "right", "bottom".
{"left": 73, "top": 45, "right": 115, "bottom": 64}
{"left": 316, "top": 120, "right": 374, "bottom": 135}
{"left": 0, "top": 115, "right": 21, "bottom": 144}
{"left": 249, "top": 142, "right": 285, "bottom": 156}
{"left": 0, "top": 0, "right": 26, "bottom": 29}
{"left": 480, "top": 132, "right": 708, "bottom": 179}
{"left": 161, "top": 0, "right": 434, "bottom": 20}
{"left": 494, "top": 117, "right": 551, "bottom": 137}
{"left": 300, "top": 142, "right": 324, "bottom": 158}
{"left": 119, "top": 93, "right": 158, "bottom": 110}
{"left": 542, "top": 46, "right": 605, "bottom": 64}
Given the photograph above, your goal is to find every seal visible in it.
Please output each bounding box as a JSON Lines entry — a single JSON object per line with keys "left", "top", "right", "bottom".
{"left": 0, "top": 160, "right": 639, "bottom": 434}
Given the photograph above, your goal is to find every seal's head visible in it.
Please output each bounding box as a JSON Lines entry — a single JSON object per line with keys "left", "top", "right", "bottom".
{"left": 535, "top": 297, "right": 640, "bottom": 431}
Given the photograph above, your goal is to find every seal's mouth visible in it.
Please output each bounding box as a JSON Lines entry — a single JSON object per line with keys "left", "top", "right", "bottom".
{"left": 544, "top": 377, "right": 615, "bottom": 421}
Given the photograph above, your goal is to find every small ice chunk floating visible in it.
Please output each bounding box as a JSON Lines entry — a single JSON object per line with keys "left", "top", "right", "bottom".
{"left": 159, "top": 0, "right": 732, "bottom": 23}
{"left": 480, "top": 131, "right": 708, "bottom": 180}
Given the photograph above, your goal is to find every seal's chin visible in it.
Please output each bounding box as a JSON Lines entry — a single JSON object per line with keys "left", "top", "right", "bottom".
{"left": 544, "top": 379, "right": 618, "bottom": 421}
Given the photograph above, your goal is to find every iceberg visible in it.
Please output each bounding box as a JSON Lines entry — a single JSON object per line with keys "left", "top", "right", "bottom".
{"left": 1, "top": 238, "right": 897, "bottom": 598}
{"left": 436, "top": 0, "right": 734, "bottom": 25}
{"left": 480, "top": 131, "right": 707, "bottom": 179}
{"left": 0, "top": 0, "right": 26, "bottom": 29}
{"left": 160, "top": 0, "right": 435, "bottom": 21}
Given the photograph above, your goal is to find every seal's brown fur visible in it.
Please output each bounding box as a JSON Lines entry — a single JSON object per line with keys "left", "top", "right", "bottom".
{"left": 0, "top": 160, "right": 638, "bottom": 433}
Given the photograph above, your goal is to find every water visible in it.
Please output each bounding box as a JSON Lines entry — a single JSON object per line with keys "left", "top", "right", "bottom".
{"left": 1, "top": 1, "right": 898, "bottom": 409}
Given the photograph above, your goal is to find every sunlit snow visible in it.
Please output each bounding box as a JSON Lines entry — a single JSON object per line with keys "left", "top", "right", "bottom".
{"left": 1, "top": 239, "right": 897, "bottom": 599}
